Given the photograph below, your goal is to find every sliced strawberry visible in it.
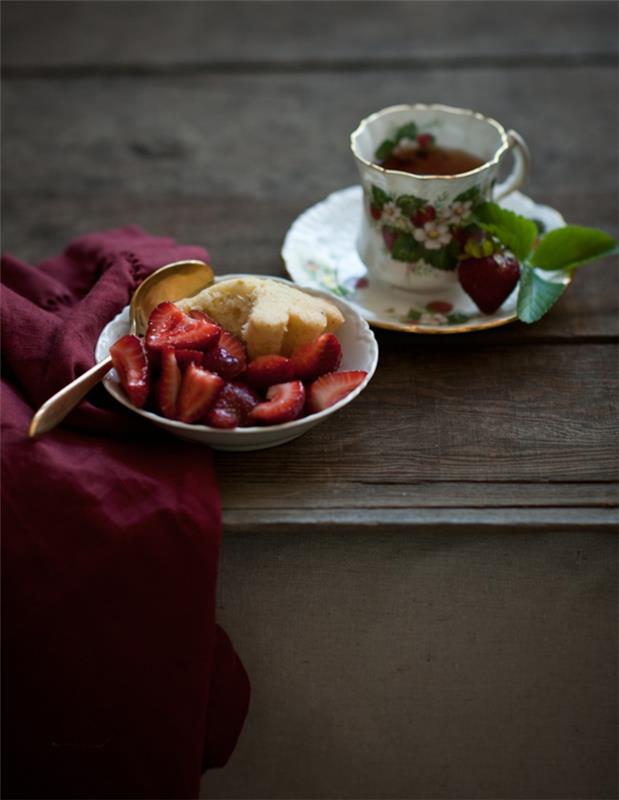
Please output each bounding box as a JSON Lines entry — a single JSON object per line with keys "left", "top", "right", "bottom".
{"left": 189, "top": 309, "right": 219, "bottom": 326}
{"left": 145, "top": 301, "right": 221, "bottom": 353}
{"left": 306, "top": 371, "right": 367, "bottom": 415}
{"left": 246, "top": 354, "right": 295, "bottom": 389}
{"left": 156, "top": 347, "right": 182, "bottom": 419}
{"left": 110, "top": 334, "right": 150, "bottom": 408}
{"left": 145, "top": 301, "right": 185, "bottom": 347}
{"left": 247, "top": 381, "right": 306, "bottom": 426}
{"left": 206, "top": 381, "right": 260, "bottom": 429}
{"left": 177, "top": 364, "right": 224, "bottom": 424}
{"left": 202, "top": 331, "right": 247, "bottom": 379}
{"left": 290, "top": 333, "right": 342, "bottom": 382}
{"left": 173, "top": 349, "right": 205, "bottom": 369}
{"left": 219, "top": 331, "right": 247, "bottom": 367}
{"left": 203, "top": 347, "right": 242, "bottom": 380}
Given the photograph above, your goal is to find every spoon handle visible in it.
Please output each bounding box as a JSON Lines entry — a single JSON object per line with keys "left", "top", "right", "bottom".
{"left": 29, "top": 356, "right": 113, "bottom": 438}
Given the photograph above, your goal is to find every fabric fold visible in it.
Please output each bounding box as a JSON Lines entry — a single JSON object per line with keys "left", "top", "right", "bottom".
{"left": 1, "top": 228, "right": 249, "bottom": 799}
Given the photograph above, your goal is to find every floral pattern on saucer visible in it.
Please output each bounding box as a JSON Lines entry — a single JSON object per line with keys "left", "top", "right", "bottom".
{"left": 282, "top": 186, "right": 566, "bottom": 334}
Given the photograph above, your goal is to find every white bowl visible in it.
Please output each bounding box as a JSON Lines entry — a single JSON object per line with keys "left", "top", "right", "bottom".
{"left": 95, "top": 274, "right": 379, "bottom": 451}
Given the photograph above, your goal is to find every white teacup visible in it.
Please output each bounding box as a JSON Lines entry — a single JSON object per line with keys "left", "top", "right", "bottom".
{"left": 350, "top": 104, "right": 530, "bottom": 292}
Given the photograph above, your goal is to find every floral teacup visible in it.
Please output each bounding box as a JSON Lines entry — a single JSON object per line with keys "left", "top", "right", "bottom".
{"left": 350, "top": 104, "right": 530, "bottom": 292}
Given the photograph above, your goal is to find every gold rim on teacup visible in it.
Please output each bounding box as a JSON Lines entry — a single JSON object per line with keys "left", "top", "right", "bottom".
{"left": 350, "top": 103, "right": 514, "bottom": 181}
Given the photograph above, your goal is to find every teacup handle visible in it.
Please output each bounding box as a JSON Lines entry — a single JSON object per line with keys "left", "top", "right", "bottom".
{"left": 492, "top": 129, "right": 530, "bottom": 201}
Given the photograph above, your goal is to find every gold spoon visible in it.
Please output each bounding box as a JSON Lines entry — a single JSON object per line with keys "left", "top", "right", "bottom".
{"left": 29, "top": 259, "right": 214, "bottom": 438}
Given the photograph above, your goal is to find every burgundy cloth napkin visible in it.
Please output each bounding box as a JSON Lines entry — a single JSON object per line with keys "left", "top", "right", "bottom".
{"left": 1, "top": 227, "right": 250, "bottom": 799}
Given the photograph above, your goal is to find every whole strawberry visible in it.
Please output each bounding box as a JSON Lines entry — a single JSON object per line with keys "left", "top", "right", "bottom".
{"left": 458, "top": 253, "right": 521, "bottom": 314}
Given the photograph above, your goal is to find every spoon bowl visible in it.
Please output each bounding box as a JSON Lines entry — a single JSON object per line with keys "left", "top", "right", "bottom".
{"left": 29, "top": 259, "right": 214, "bottom": 437}
{"left": 129, "top": 260, "right": 215, "bottom": 335}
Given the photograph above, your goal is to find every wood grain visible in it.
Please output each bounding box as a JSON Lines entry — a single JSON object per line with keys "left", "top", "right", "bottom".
{"left": 2, "top": 1, "right": 617, "bottom": 69}
{"left": 221, "top": 508, "right": 619, "bottom": 536}
{"left": 2, "top": 69, "right": 617, "bottom": 202}
{"left": 221, "top": 481, "right": 619, "bottom": 511}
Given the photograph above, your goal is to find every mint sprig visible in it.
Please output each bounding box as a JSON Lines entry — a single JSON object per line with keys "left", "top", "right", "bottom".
{"left": 530, "top": 226, "right": 619, "bottom": 271}
{"left": 474, "top": 204, "right": 617, "bottom": 323}
{"left": 475, "top": 203, "right": 538, "bottom": 261}
{"left": 516, "top": 265, "right": 567, "bottom": 323}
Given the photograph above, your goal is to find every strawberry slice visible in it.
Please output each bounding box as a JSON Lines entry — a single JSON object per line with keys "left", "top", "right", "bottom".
{"left": 189, "top": 309, "right": 219, "bottom": 326}
{"left": 177, "top": 364, "right": 224, "bottom": 424}
{"left": 246, "top": 354, "right": 295, "bottom": 389}
{"left": 156, "top": 347, "right": 182, "bottom": 419}
{"left": 146, "top": 301, "right": 221, "bottom": 353}
{"left": 291, "top": 333, "right": 342, "bottom": 382}
{"left": 202, "top": 331, "right": 247, "bottom": 379}
{"left": 110, "top": 334, "right": 150, "bottom": 408}
{"left": 306, "top": 371, "right": 367, "bottom": 415}
{"left": 247, "top": 381, "right": 306, "bottom": 426}
{"left": 173, "top": 349, "right": 205, "bottom": 369}
{"left": 206, "top": 381, "right": 260, "bottom": 429}
{"left": 188, "top": 312, "right": 246, "bottom": 375}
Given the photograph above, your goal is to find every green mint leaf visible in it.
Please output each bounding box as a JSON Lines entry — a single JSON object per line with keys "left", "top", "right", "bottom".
{"left": 396, "top": 194, "right": 425, "bottom": 215}
{"left": 395, "top": 122, "right": 418, "bottom": 141}
{"left": 517, "top": 264, "right": 567, "bottom": 323}
{"left": 530, "top": 225, "right": 618, "bottom": 271}
{"left": 370, "top": 185, "right": 391, "bottom": 209}
{"left": 474, "top": 202, "right": 538, "bottom": 261}
{"left": 375, "top": 139, "right": 396, "bottom": 161}
{"left": 532, "top": 218, "right": 546, "bottom": 235}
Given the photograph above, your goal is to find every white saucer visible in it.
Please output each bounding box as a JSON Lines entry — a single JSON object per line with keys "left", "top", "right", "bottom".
{"left": 282, "top": 186, "right": 567, "bottom": 334}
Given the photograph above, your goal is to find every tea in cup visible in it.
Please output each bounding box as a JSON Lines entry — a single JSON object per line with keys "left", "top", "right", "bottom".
{"left": 350, "top": 104, "right": 530, "bottom": 292}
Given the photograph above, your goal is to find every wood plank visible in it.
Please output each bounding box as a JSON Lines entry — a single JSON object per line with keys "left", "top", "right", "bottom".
{"left": 221, "top": 477, "right": 619, "bottom": 531}
{"left": 211, "top": 344, "right": 618, "bottom": 487}
{"left": 220, "top": 481, "right": 619, "bottom": 510}
{"left": 221, "top": 508, "right": 619, "bottom": 535}
{"left": 2, "top": 1, "right": 617, "bottom": 69}
{"left": 2, "top": 69, "right": 617, "bottom": 202}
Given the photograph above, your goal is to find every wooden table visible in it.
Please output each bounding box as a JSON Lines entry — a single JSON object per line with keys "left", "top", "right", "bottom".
{"left": 3, "top": 3, "right": 618, "bottom": 798}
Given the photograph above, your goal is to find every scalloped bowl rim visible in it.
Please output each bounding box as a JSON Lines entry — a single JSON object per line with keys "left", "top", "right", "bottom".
{"left": 96, "top": 274, "right": 379, "bottom": 439}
